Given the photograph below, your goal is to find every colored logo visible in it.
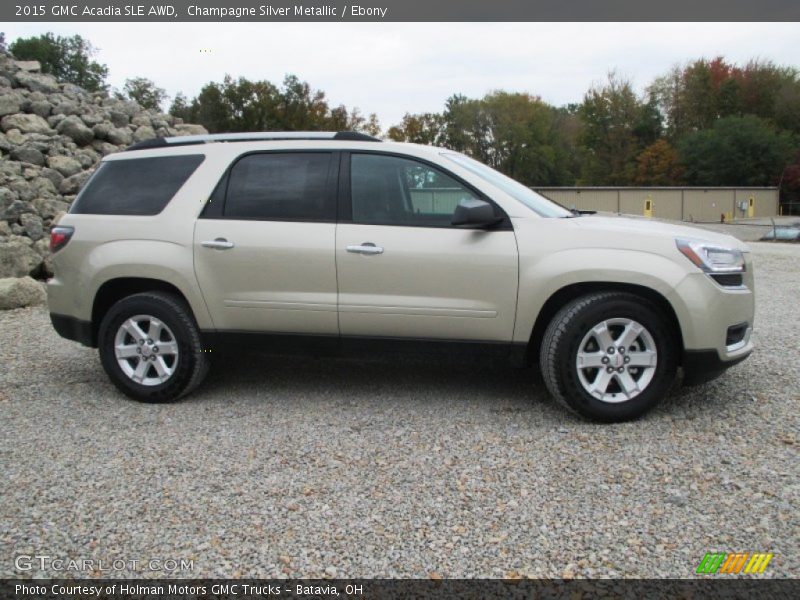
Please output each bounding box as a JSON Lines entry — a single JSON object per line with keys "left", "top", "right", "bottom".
{"left": 696, "top": 552, "right": 773, "bottom": 574}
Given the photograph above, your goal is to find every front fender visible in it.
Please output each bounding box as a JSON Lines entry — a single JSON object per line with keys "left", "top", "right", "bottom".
{"left": 513, "top": 248, "right": 690, "bottom": 344}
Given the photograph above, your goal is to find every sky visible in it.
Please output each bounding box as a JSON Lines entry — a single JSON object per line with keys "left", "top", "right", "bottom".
{"left": 6, "top": 22, "right": 800, "bottom": 129}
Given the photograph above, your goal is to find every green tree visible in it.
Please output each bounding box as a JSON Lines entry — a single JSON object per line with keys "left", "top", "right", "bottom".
{"left": 651, "top": 57, "right": 800, "bottom": 138}
{"left": 678, "top": 115, "right": 796, "bottom": 186}
{"left": 169, "top": 74, "right": 380, "bottom": 135}
{"left": 169, "top": 92, "right": 192, "bottom": 122}
{"left": 387, "top": 112, "right": 446, "bottom": 145}
{"left": 441, "top": 91, "right": 579, "bottom": 185}
{"left": 9, "top": 33, "right": 108, "bottom": 91}
{"left": 635, "top": 139, "right": 683, "bottom": 185}
{"left": 578, "top": 73, "right": 657, "bottom": 185}
{"left": 116, "top": 77, "right": 168, "bottom": 110}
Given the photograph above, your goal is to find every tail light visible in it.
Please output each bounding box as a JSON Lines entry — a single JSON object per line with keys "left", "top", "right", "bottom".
{"left": 50, "top": 226, "right": 74, "bottom": 253}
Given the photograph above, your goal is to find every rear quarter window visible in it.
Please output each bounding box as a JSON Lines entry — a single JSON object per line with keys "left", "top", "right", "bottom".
{"left": 70, "top": 155, "right": 205, "bottom": 215}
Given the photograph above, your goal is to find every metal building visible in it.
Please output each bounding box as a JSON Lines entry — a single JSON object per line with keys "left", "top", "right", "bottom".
{"left": 533, "top": 187, "right": 780, "bottom": 221}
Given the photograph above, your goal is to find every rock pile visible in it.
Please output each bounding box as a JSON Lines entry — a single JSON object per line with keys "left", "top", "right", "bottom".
{"left": 0, "top": 50, "right": 208, "bottom": 308}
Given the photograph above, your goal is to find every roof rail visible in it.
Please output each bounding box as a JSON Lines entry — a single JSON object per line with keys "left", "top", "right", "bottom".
{"left": 126, "top": 130, "right": 381, "bottom": 151}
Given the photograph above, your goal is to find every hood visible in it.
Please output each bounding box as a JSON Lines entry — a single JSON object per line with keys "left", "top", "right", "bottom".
{"left": 566, "top": 214, "right": 750, "bottom": 251}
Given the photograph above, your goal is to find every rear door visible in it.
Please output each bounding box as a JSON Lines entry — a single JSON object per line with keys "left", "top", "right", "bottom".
{"left": 336, "top": 152, "right": 519, "bottom": 342}
{"left": 193, "top": 151, "right": 339, "bottom": 334}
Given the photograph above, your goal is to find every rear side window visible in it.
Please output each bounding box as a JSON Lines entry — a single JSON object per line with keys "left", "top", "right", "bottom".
{"left": 71, "top": 155, "right": 204, "bottom": 215}
{"left": 224, "top": 153, "right": 334, "bottom": 221}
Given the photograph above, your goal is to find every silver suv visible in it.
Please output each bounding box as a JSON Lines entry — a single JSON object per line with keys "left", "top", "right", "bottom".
{"left": 47, "top": 131, "right": 754, "bottom": 422}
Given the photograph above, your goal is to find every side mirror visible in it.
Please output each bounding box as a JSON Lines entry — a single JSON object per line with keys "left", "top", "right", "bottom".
{"left": 451, "top": 199, "right": 501, "bottom": 228}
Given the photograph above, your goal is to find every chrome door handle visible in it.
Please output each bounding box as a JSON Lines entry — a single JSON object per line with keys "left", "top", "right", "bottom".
{"left": 201, "top": 238, "right": 235, "bottom": 250}
{"left": 346, "top": 243, "right": 384, "bottom": 255}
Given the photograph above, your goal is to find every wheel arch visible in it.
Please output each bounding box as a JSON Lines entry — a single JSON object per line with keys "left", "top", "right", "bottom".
{"left": 526, "top": 282, "right": 684, "bottom": 367}
{"left": 91, "top": 278, "right": 195, "bottom": 347}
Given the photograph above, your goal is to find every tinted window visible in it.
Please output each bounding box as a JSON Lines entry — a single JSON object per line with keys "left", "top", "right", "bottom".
{"left": 224, "top": 153, "right": 333, "bottom": 221}
{"left": 71, "top": 155, "right": 204, "bottom": 215}
{"left": 442, "top": 152, "right": 571, "bottom": 218}
{"left": 351, "top": 154, "right": 481, "bottom": 226}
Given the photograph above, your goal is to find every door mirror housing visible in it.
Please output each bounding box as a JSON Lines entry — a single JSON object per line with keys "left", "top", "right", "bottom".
{"left": 451, "top": 199, "right": 501, "bottom": 228}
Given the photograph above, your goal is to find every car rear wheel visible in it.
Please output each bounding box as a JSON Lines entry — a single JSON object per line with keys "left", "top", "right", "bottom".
{"left": 98, "top": 292, "right": 209, "bottom": 402}
{"left": 539, "top": 292, "right": 678, "bottom": 422}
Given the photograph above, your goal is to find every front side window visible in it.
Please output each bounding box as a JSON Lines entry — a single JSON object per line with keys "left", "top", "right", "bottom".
{"left": 350, "top": 153, "right": 483, "bottom": 227}
{"left": 224, "top": 152, "right": 333, "bottom": 221}
{"left": 442, "top": 152, "right": 572, "bottom": 218}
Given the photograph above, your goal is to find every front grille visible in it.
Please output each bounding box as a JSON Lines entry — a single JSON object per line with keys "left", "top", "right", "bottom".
{"left": 726, "top": 323, "right": 748, "bottom": 347}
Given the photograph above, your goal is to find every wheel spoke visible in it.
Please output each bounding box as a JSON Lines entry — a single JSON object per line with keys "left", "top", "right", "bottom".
{"left": 627, "top": 350, "right": 657, "bottom": 367}
{"left": 115, "top": 344, "right": 140, "bottom": 359}
{"left": 588, "top": 369, "right": 613, "bottom": 396}
{"left": 577, "top": 351, "right": 606, "bottom": 368}
{"left": 153, "top": 356, "right": 169, "bottom": 380}
{"left": 615, "top": 371, "right": 641, "bottom": 398}
{"left": 616, "top": 321, "right": 643, "bottom": 349}
{"left": 122, "top": 319, "right": 148, "bottom": 342}
{"left": 591, "top": 322, "right": 615, "bottom": 350}
{"left": 157, "top": 341, "right": 178, "bottom": 356}
{"left": 148, "top": 319, "right": 164, "bottom": 342}
{"left": 132, "top": 359, "right": 149, "bottom": 382}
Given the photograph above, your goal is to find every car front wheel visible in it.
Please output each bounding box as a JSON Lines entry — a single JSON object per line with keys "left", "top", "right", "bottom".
{"left": 539, "top": 292, "right": 678, "bottom": 422}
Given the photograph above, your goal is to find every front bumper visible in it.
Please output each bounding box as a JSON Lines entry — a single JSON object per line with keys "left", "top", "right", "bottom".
{"left": 682, "top": 324, "right": 753, "bottom": 385}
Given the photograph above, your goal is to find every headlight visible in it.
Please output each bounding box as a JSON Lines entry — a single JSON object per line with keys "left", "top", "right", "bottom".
{"left": 676, "top": 239, "right": 745, "bottom": 273}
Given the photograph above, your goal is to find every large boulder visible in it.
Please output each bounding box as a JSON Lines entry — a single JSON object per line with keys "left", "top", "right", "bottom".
{"left": 59, "top": 171, "right": 92, "bottom": 195}
{"left": 133, "top": 125, "right": 156, "bottom": 142}
{"left": 2, "top": 199, "right": 37, "bottom": 222}
{"left": 106, "top": 127, "right": 132, "bottom": 146}
{"left": 10, "top": 146, "right": 45, "bottom": 166}
{"left": 14, "top": 60, "right": 41, "bottom": 72}
{"left": 52, "top": 101, "right": 80, "bottom": 116}
{"left": 0, "top": 236, "right": 42, "bottom": 277}
{"left": 20, "top": 213, "right": 44, "bottom": 241}
{"left": 1, "top": 113, "right": 54, "bottom": 135}
{"left": 0, "top": 276, "right": 46, "bottom": 310}
{"left": 174, "top": 123, "right": 208, "bottom": 136}
{"left": 0, "top": 92, "right": 22, "bottom": 117}
{"left": 109, "top": 110, "right": 129, "bottom": 127}
{"left": 14, "top": 71, "right": 60, "bottom": 94}
{"left": 32, "top": 197, "right": 70, "bottom": 220}
{"left": 47, "top": 155, "right": 83, "bottom": 177}
{"left": 56, "top": 115, "right": 95, "bottom": 146}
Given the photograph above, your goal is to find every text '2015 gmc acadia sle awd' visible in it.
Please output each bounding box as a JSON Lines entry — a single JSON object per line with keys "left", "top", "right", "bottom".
{"left": 47, "top": 131, "right": 754, "bottom": 422}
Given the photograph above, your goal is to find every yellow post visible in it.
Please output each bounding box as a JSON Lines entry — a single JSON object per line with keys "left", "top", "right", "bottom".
{"left": 748, "top": 196, "right": 755, "bottom": 218}
{"left": 644, "top": 196, "right": 653, "bottom": 218}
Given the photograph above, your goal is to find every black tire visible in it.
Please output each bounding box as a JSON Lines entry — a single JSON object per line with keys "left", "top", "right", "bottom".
{"left": 539, "top": 292, "right": 678, "bottom": 422}
{"left": 98, "top": 292, "right": 209, "bottom": 402}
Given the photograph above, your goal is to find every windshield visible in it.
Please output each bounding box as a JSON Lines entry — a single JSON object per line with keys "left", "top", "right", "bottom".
{"left": 442, "top": 153, "right": 572, "bottom": 218}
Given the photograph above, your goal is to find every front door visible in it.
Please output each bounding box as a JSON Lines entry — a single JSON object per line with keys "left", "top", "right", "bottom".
{"left": 194, "top": 151, "right": 339, "bottom": 334}
{"left": 336, "top": 153, "right": 519, "bottom": 342}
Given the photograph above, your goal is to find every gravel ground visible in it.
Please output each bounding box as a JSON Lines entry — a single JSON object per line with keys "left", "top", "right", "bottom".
{"left": 1, "top": 239, "right": 798, "bottom": 579}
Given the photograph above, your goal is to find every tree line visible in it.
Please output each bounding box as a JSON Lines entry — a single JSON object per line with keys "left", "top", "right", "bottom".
{"left": 4, "top": 32, "right": 800, "bottom": 204}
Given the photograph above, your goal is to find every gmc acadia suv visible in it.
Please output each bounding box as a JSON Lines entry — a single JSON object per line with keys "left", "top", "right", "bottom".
{"left": 47, "top": 131, "right": 754, "bottom": 422}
